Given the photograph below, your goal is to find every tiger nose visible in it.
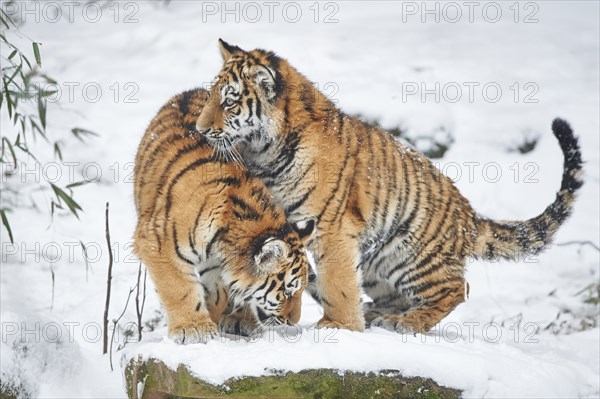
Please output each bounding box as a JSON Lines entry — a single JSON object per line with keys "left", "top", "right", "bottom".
{"left": 195, "top": 117, "right": 213, "bottom": 135}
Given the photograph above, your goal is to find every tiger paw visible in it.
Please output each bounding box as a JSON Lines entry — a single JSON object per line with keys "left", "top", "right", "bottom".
{"left": 370, "top": 315, "right": 416, "bottom": 335}
{"left": 219, "top": 313, "right": 262, "bottom": 338}
{"left": 168, "top": 319, "right": 218, "bottom": 344}
{"left": 316, "top": 317, "right": 364, "bottom": 332}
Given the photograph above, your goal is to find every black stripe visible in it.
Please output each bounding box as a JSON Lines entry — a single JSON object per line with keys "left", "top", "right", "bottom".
{"left": 179, "top": 90, "right": 194, "bottom": 116}
{"left": 231, "top": 195, "right": 259, "bottom": 215}
{"left": 245, "top": 97, "right": 254, "bottom": 122}
{"left": 206, "top": 227, "right": 229, "bottom": 258}
{"left": 199, "top": 264, "right": 220, "bottom": 277}
{"left": 233, "top": 209, "right": 259, "bottom": 221}
{"left": 173, "top": 225, "right": 195, "bottom": 265}
{"left": 285, "top": 186, "right": 316, "bottom": 215}
{"left": 188, "top": 232, "right": 200, "bottom": 261}
{"left": 162, "top": 156, "right": 218, "bottom": 237}
{"left": 317, "top": 136, "right": 351, "bottom": 224}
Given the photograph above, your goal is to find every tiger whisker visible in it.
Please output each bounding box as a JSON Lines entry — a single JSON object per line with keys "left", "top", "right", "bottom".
{"left": 225, "top": 136, "right": 245, "bottom": 167}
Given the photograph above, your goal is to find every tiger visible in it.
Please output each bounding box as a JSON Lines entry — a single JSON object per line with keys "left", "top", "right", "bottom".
{"left": 133, "top": 88, "right": 315, "bottom": 344}
{"left": 194, "top": 39, "right": 584, "bottom": 334}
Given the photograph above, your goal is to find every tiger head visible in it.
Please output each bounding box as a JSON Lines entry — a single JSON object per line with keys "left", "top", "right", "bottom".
{"left": 221, "top": 218, "right": 315, "bottom": 328}
{"left": 196, "top": 39, "right": 290, "bottom": 154}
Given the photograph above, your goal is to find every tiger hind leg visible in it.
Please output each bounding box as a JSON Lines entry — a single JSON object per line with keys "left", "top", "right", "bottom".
{"left": 370, "top": 276, "right": 468, "bottom": 334}
{"left": 362, "top": 280, "right": 412, "bottom": 326}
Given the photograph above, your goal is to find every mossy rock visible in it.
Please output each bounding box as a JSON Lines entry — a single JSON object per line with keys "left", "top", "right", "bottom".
{"left": 125, "top": 358, "right": 461, "bottom": 399}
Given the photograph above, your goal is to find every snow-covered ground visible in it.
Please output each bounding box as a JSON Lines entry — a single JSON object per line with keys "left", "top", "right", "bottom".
{"left": 1, "top": 1, "right": 599, "bottom": 398}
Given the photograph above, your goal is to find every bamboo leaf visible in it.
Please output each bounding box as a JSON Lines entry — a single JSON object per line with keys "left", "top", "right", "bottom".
{"left": 21, "top": 54, "right": 31, "bottom": 70}
{"left": 38, "top": 89, "right": 57, "bottom": 98}
{"left": 3, "top": 79, "right": 13, "bottom": 118}
{"left": 41, "top": 74, "right": 58, "bottom": 85}
{"left": 38, "top": 95, "right": 46, "bottom": 130}
{"left": 71, "top": 128, "right": 99, "bottom": 141}
{"left": 1, "top": 137, "right": 17, "bottom": 164}
{"left": 66, "top": 180, "right": 92, "bottom": 190}
{"left": 0, "top": 209, "right": 14, "bottom": 244}
{"left": 50, "top": 184, "right": 83, "bottom": 218}
{"left": 32, "top": 42, "right": 42, "bottom": 67}
{"left": 54, "top": 142, "right": 63, "bottom": 161}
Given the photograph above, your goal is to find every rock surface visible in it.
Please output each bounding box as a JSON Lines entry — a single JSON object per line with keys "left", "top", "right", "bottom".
{"left": 125, "top": 358, "right": 462, "bottom": 399}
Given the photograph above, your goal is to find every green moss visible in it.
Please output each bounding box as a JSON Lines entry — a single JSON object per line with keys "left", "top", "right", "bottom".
{"left": 125, "top": 358, "right": 462, "bottom": 399}
{"left": 0, "top": 382, "right": 26, "bottom": 399}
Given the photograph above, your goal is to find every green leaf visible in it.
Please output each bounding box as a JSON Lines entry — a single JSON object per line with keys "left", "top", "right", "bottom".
{"left": 66, "top": 180, "right": 92, "bottom": 190}
{"left": 71, "top": 128, "right": 99, "bottom": 141}
{"left": 50, "top": 184, "right": 82, "bottom": 218}
{"left": 14, "top": 142, "right": 38, "bottom": 162}
{"left": 8, "top": 49, "right": 17, "bottom": 60}
{"left": 32, "top": 42, "right": 42, "bottom": 67}
{"left": 5, "top": 63, "right": 23, "bottom": 88}
{"left": 0, "top": 15, "right": 9, "bottom": 31}
{"left": 38, "top": 95, "right": 46, "bottom": 130}
{"left": 0, "top": 9, "right": 17, "bottom": 29}
{"left": 3, "top": 79, "right": 13, "bottom": 118}
{"left": 38, "top": 89, "right": 57, "bottom": 98}
{"left": 1, "top": 137, "right": 17, "bottom": 164}
{"left": 31, "top": 117, "right": 48, "bottom": 141}
{"left": 40, "top": 74, "right": 58, "bottom": 85}
{"left": 54, "top": 142, "right": 63, "bottom": 161}
{"left": 31, "top": 119, "right": 42, "bottom": 135}
{"left": 0, "top": 209, "right": 14, "bottom": 244}
{"left": 21, "top": 54, "right": 32, "bottom": 70}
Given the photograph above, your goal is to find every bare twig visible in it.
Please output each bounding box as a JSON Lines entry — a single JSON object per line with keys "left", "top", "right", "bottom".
{"left": 555, "top": 240, "right": 600, "bottom": 252}
{"left": 141, "top": 269, "right": 147, "bottom": 319}
{"left": 103, "top": 202, "right": 113, "bottom": 355}
{"left": 135, "top": 262, "right": 147, "bottom": 341}
{"left": 109, "top": 286, "right": 135, "bottom": 371}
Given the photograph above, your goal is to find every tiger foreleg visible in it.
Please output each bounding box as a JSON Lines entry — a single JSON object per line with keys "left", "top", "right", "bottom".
{"left": 313, "top": 235, "right": 365, "bottom": 331}
{"left": 136, "top": 241, "right": 218, "bottom": 344}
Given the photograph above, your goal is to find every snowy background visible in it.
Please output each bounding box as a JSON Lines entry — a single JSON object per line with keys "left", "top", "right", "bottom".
{"left": 1, "top": 1, "right": 599, "bottom": 398}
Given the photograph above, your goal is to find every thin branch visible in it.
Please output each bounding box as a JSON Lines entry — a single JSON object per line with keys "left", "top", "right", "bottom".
{"left": 102, "top": 202, "right": 113, "bottom": 355}
{"left": 135, "top": 262, "right": 146, "bottom": 341}
{"left": 141, "top": 269, "right": 147, "bottom": 321}
{"left": 109, "top": 286, "right": 135, "bottom": 372}
{"left": 555, "top": 240, "right": 600, "bottom": 252}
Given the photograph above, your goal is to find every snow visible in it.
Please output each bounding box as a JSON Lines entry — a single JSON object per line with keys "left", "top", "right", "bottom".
{"left": 1, "top": 1, "right": 599, "bottom": 398}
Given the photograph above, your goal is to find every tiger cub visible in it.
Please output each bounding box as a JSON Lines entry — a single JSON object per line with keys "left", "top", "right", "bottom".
{"left": 195, "top": 40, "right": 583, "bottom": 334}
{"left": 134, "top": 88, "right": 314, "bottom": 343}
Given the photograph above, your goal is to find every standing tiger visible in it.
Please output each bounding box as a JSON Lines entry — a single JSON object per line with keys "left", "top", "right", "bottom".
{"left": 134, "top": 88, "right": 314, "bottom": 343}
{"left": 195, "top": 40, "right": 583, "bottom": 334}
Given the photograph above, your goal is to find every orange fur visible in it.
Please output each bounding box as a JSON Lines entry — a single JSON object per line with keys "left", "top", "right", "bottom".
{"left": 195, "top": 41, "right": 583, "bottom": 334}
{"left": 134, "top": 88, "right": 313, "bottom": 343}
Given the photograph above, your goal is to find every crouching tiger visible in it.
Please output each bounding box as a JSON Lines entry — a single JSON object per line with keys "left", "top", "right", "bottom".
{"left": 195, "top": 40, "right": 583, "bottom": 334}
{"left": 133, "top": 88, "right": 315, "bottom": 344}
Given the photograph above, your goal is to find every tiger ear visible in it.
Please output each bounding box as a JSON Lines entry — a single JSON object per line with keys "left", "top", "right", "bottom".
{"left": 291, "top": 218, "right": 316, "bottom": 243}
{"left": 254, "top": 238, "right": 288, "bottom": 273}
{"left": 247, "top": 65, "right": 277, "bottom": 100}
{"left": 218, "top": 38, "right": 243, "bottom": 62}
